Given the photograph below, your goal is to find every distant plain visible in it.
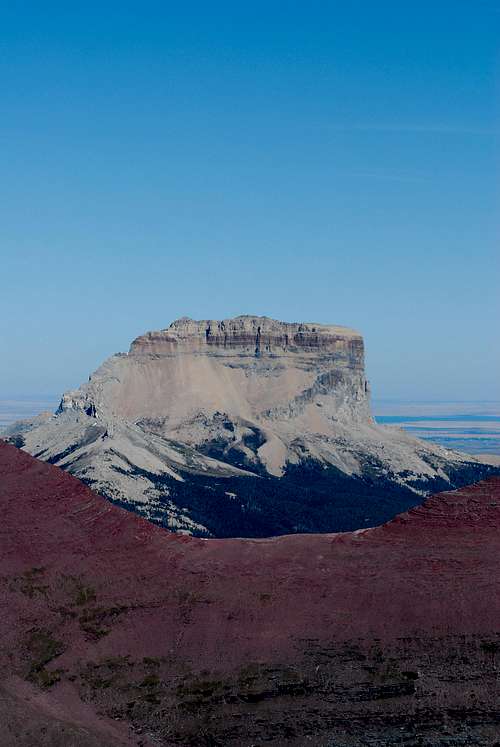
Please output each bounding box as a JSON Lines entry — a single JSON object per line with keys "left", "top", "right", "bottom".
{"left": 0, "top": 396, "right": 59, "bottom": 429}
{"left": 374, "top": 400, "right": 500, "bottom": 456}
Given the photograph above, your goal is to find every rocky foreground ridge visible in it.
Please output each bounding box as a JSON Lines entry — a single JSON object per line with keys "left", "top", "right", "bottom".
{"left": 5, "top": 316, "right": 497, "bottom": 536}
{"left": 1, "top": 441, "right": 500, "bottom": 746}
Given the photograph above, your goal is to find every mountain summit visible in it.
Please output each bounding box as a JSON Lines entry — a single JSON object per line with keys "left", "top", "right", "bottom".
{"left": 7, "top": 316, "right": 496, "bottom": 535}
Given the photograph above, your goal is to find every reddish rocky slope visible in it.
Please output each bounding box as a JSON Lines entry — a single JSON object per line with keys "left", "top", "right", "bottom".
{"left": 1, "top": 440, "right": 500, "bottom": 745}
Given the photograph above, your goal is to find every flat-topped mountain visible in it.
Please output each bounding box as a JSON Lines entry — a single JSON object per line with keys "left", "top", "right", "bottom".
{"left": 6, "top": 315, "right": 497, "bottom": 536}
{"left": 1, "top": 441, "right": 500, "bottom": 745}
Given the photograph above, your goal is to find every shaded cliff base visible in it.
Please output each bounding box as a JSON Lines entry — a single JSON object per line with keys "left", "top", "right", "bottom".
{"left": 102, "top": 456, "right": 500, "bottom": 538}
{"left": 1, "top": 441, "right": 500, "bottom": 746}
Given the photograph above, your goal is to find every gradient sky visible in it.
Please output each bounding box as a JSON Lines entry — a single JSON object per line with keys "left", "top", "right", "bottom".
{"left": 1, "top": 1, "right": 499, "bottom": 400}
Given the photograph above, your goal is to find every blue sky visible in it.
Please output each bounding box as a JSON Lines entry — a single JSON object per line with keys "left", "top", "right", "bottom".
{"left": 1, "top": 1, "right": 498, "bottom": 400}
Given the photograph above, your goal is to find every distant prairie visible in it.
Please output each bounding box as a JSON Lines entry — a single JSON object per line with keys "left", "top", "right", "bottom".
{"left": 374, "top": 400, "right": 500, "bottom": 456}
{"left": 0, "top": 396, "right": 58, "bottom": 430}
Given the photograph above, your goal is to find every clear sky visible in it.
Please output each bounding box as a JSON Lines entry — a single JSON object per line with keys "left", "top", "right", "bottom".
{"left": 1, "top": 1, "right": 499, "bottom": 401}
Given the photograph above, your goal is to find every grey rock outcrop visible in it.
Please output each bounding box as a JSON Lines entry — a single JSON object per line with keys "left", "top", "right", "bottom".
{"left": 8, "top": 316, "right": 496, "bottom": 536}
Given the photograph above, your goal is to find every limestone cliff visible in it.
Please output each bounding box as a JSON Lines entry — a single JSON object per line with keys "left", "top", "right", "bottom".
{"left": 9, "top": 316, "right": 498, "bottom": 536}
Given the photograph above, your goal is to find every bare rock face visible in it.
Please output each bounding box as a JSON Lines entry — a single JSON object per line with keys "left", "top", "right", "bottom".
{"left": 9, "top": 316, "right": 498, "bottom": 536}
{"left": 64, "top": 316, "right": 370, "bottom": 474}
{"left": 130, "top": 315, "right": 365, "bottom": 357}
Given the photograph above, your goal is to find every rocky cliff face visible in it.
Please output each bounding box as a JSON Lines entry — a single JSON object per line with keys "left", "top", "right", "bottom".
{"left": 59, "top": 316, "right": 370, "bottom": 468}
{"left": 130, "top": 315, "right": 366, "bottom": 358}
{"left": 8, "top": 315, "right": 498, "bottom": 536}
{"left": 1, "top": 441, "right": 500, "bottom": 745}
